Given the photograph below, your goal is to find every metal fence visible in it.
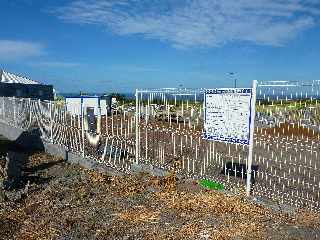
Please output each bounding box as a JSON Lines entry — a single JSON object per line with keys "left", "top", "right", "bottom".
{"left": 0, "top": 97, "right": 136, "bottom": 172}
{"left": 253, "top": 81, "right": 320, "bottom": 210}
{"left": 135, "top": 81, "right": 320, "bottom": 211}
{"left": 135, "top": 88, "right": 252, "bottom": 193}
{"left": 0, "top": 80, "right": 319, "bottom": 211}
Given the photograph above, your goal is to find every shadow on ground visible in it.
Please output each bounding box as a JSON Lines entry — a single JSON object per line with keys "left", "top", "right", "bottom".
{"left": 0, "top": 129, "right": 64, "bottom": 192}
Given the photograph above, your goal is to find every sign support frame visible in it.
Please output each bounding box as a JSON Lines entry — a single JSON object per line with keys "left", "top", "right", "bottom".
{"left": 246, "top": 80, "right": 257, "bottom": 196}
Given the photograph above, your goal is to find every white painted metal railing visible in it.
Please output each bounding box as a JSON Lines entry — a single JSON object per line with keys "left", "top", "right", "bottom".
{"left": 0, "top": 96, "right": 136, "bottom": 172}
{"left": 0, "top": 80, "right": 319, "bottom": 211}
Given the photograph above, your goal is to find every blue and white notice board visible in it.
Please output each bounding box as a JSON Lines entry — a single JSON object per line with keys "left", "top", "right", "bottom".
{"left": 203, "top": 88, "right": 254, "bottom": 145}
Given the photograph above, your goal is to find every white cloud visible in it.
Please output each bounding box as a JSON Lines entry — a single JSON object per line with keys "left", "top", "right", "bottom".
{"left": 0, "top": 40, "right": 44, "bottom": 60}
{"left": 54, "top": 0, "right": 319, "bottom": 48}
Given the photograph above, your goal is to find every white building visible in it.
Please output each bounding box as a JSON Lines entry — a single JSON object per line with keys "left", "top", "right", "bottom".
{"left": 65, "top": 96, "right": 107, "bottom": 116}
{"left": 0, "top": 69, "right": 54, "bottom": 100}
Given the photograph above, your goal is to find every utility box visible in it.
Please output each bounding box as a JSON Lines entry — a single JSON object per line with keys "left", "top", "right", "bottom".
{"left": 65, "top": 96, "right": 107, "bottom": 116}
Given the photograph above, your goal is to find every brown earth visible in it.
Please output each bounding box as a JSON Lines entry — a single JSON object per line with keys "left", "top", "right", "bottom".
{"left": 260, "top": 122, "right": 320, "bottom": 139}
{"left": 1, "top": 137, "right": 320, "bottom": 240}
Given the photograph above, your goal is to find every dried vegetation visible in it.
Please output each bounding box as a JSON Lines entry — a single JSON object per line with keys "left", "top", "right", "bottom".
{"left": 1, "top": 151, "right": 320, "bottom": 240}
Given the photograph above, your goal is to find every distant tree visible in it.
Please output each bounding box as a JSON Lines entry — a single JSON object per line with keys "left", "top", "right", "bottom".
{"left": 55, "top": 95, "right": 65, "bottom": 101}
{"left": 80, "top": 91, "right": 89, "bottom": 96}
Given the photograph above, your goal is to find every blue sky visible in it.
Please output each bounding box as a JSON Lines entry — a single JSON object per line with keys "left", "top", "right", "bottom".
{"left": 1, "top": 0, "right": 320, "bottom": 93}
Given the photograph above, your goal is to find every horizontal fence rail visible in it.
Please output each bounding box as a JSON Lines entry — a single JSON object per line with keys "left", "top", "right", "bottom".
{"left": 0, "top": 80, "right": 319, "bottom": 211}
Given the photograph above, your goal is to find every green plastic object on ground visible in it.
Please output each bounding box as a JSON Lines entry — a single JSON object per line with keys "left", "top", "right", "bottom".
{"left": 198, "top": 179, "right": 224, "bottom": 190}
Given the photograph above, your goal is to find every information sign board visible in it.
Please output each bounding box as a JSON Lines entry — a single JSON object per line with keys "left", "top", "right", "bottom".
{"left": 203, "top": 88, "right": 253, "bottom": 145}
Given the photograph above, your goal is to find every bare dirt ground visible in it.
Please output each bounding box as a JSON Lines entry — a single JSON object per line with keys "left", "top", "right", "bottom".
{"left": 1, "top": 136, "right": 320, "bottom": 240}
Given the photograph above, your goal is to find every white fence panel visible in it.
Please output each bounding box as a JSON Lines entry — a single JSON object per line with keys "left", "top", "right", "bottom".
{"left": 0, "top": 80, "right": 319, "bottom": 211}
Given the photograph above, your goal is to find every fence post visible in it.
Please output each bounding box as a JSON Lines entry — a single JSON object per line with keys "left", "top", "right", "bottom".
{"left": 50, "top": 101, "right": 53, "bottom": 143}
{"left": 38, "top": 99, "right": 41, "bottom": 129}
{"left": 81, "top": 98, "right": 85, "bottom": 158}
{"left": 0, "top": 97, "right": 3, "bottom": 121}
{"left": 246, "top": 80, "right": 257, "bottom": 196}
{"left": 97, "top": 105, "right": 101, "bottom": 134}
{"left": 13, "top": 96, "right": 16, "bottom": 127}
{"left": 135, "top": 89, "right": 139, "bottom": 164}
{"left": 1, "top": 97, "right": 3, "bottom": 120}
{"left": 29, "top": 98, "right": 32, "bottom": 127}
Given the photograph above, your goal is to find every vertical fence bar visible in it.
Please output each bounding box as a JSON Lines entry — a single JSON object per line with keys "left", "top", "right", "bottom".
{"left": 246, "top": 80, "right": 257, "bottom": 196}
{"left": 50, "top": 101, "right": 53, "bottom": 143}
{"left": 38, "top": 99, "right": 41, "bottom": 130}
{"left": 13, "top": 96, "right": 16, "bottom": 127}
{"left": 81, "top": 98, "right": 85, "bottom": 157}
{"left": 29, "top": 98, "right": 32, "bottom": 127}
{"left": 97, "top": 104, "right": 101, "bottom": 135}
{"left": 1, "top": 98, "right": 4, "bottom": 121}
{"left": 135, "top": 89, "right": 139, "bottom": 164}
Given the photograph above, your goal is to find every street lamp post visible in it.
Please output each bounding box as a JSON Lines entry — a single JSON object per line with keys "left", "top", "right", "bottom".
{"left": 228, "top": 72, "right": 237, "bottom": 88}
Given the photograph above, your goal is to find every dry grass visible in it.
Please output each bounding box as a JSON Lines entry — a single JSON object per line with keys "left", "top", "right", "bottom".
{"left": 1, "top": 153, "right": 320, "bottom": 240}
{"left": 291, "top": 210, "right": 320, "bottom": 227}
{"left": 117, "top": 206, "right": 160, "bottom": 224}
